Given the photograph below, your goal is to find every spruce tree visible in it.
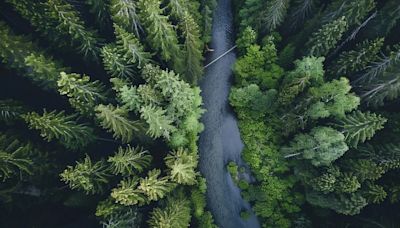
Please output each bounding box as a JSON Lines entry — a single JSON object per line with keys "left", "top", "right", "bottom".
{"left": 22, "top": 110, "right": 94, "bottom": 150}
{"left": 332, "top": 111, "right": 386, "bottom": 148}
{"left": 111, "top": 177, "right": 148, "bottom": 206}
{"left": 140, "top": 105, "right": 176, "bottom": 139}
{"left": 138, "top": 169, "right": 176, "bottom": 201}
{"left": 110, "top": 0, "right": 142, "bottom": 36}
{"left": 148, "top": 195, "right": 191, "bottom": 228}
{"left": 95, "top": 104, "right": 142, "bottom": 143}
{"left": 101, "top": 44, "right": 135, "bottom": 78}
{"left": 0, "top": 100, "right": 27, "bottom": 123}
{"left": 108, "top": 145, "right": 152, "bottom": 176}
{"left": 164, "top": 148, "right": 198, "bottom": 185}
{"left": 60, "top": 155, "right": 110, "bottom": 194}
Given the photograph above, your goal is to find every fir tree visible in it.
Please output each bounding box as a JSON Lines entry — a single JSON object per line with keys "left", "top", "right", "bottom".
{"left": 108, "top": 145, "right": 152, "bottom": 176}
{"left": 60, "top": 155, "right": 110, "bottom": 194}
{"left": 95, "top": 104, "right": 142, "bottom": 143}
{"left": 305, "top": 16, "right": 348, "bottom": 57}
{"left": 0, "top": 99, "right": 27, "bottom": 123}
{"left": 148, "top": 195, "right": 191, "bottom": 228}
{"left": 138, "top": 169, "right": 176, "bottom": 201}
{"left": 332, "top": 111, "right": 386, "bottom": 148}
{"left": 364, "top": 183, "right": 387, "bottom": 204}
{"left": 263, "top": 0, "right": 290, "bottom": 32}
{"left": 101, "top": 44, "right": 135, "bottom": 79}
{"left": 110, "top": 0, "right": 142, "bottom": 36}
{"left": 111, "top": 177, "right": 148, "bottom": 206}
{"left": 22, "top": 110, "right": 94, "bottom": 150}
{"left": 140, "top": 105, "right": 177, "bottom": 139}
{"left": 164, "top": 148, "right": 198, "bottom": 185}
{"left": 85, "top": 0, "right": 110, "bottom": 29}
{"left": 58, "top": 72, "right": 108, "bottom": 116}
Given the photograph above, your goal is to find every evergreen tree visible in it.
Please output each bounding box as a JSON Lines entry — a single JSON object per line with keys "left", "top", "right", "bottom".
{"left": 364, "top": 183, "right": 387, "bottom": 204}
{"left": 138, "top": 169, "right": 176, "bottom": 201}
{"left": 95, "top": 104, "right": 142, "bottom": 143}
{"left": 114, "top": 24, "right": 152, "bottom": 68}
{"left": 22, "top": 110, "right": 94, "bottom": 150}
{"left": 108, "top": 145, "right": 152, "bottom": 176}
{"left": 200, "top": 0, "right": 217, "bottom": 43}
{"left": 140, "top": 105, "right": 176, "bottom": 139}
{"left": 263, "top": 0, "right": 290, "bottom": 32}
{"left": 101, "top": 44, "right": 135, "bottom": 78}
{"left": 0, "top": 100, "right": 27, "bottom": 123}
{"left": 283, "top": 127, "right": 349, "bottom": 166}
{"left": 60, "top": 155, "right": 110, "bottom": 194}
{"left": 332, "top": 111, "right": 386, "bottom": 148}
{"left": 0, "top": 134, "right": 33, "bottom": 181}
{"left": 85, "top": 0, "right": 110, "bottom": 29}
{"left": 111, "top": 177, "right": 148, "bottom": 206}
{"left": 305, "top": 16, "right": 348, "bottom": 57}
{"left": 58, "top": 72, "right": 108, "bottom": 116}
{"left": 329, "top": 38, "right": 384, "bottom": 77}
{"left": 164, "top": 148, "right": 198, "bottom": 185}
{"left": 110, "top": 0, "right": 142, "bottom": 36}
{"left": 148, "top": 195, "right": 191, "bottom": 228}
{"left": 137, "top": 0, "right": 183, "bottom": 73}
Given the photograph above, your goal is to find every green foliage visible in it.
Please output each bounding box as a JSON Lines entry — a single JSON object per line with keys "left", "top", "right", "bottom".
{"left": 263, "top": 0, "right": 290, "bottom": 32}
{"left": 42, "top": 0, "right": 101, "bottom": 59}
{"left": 191, "top": 189, "right": 206, "bottom": 218}
{"left": 364, "top": 183, "right": 387, "bottom": 204}
{"left": 138, "top": 169, "right": 176, "bottom": 201}
{"left": 283, "top": 127, "right": 348, "bottom": 166}
{"left": 85, "top": 0, "right": 109, "bottom": 28}
{"left": 0, "top": 134, "right": 33, "bottom": 181}
{"left": 332, "top": 111, "right": 386, "bottom": 148}
{"left": 60, "top": 155, "right": 110, "bottom": 194}
{"left": 137, "top": 0, "right": 183, "bottom": 72}
{"left": 305, "top": 16, "right": 348, "bottom": 57}
{"left": 108, "top": 145, "right": 152, "bottom": 176}
{"left": 236, "top": 26, "right": 257, "bottom": 55}
{"left": 164, "top": 148, "right": 198, "bottom": 185}
{"left": 58, "top": 72, "right": 107, "bottom": 116}
{"left": 278, "top": 56, "right": 325, "bottom": 105}
{"left": 110, "top": 0, "right": 141, "bottom": 36}
{"left": 234, "top": 39, "right": 284, "bottom": 89}
{"left": 95, "top": 104, "right": 142, "bottom": 143}
{"left": 0, "top": 100, "right": 26, "bottom": 123}
{"left": 101, "top": 44, "right": 135, "bottom": 78}
{"left": 140, "top": 105, "right": 176, "bottom": 139}
{"left": 200, "top": 0, "right": 217, "bottom": 43}
{"left": 330, "top": 38, "right": 384, "bottom": 77}
{"left": 148, "top": 195, "right": 191, "bottom": 228}
{"left": 23, "top": 110, "right": 94, "bottom": 150}
{"left": 111, "top": 177, "right": 148, "bottom": 206}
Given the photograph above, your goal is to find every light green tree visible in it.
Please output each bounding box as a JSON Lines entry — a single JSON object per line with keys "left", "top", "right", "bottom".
{"left": 108, "top": 145, "right": 152, "bottom": 176}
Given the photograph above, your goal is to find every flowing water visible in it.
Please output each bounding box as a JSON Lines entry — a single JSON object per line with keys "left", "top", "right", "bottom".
{"left": 198, "top": 0, "right": 260, "bottom": 227}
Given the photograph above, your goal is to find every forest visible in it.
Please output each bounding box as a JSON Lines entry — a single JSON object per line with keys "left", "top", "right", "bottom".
{"left": 0, "top": 0, "right": 399, "bottom": 228}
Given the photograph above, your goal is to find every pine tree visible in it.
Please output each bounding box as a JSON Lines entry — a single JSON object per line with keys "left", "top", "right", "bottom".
{"left": 101, "top": 44, "right": 135, "bottom": 78}
{"left": 364, "top": 183, "right": 387, "bottom": 204}
{"left": 148, "top": 195, "right": 191, "bottom": 228}
{"left": 108, "top": 145, "right": 152, "bottom": 176}
{"left": 263, "top": 0, "right": 290, "bottom": 32}
{"left": 0, "top": 99, "right": 27, "bottom": 123}
{"left": 22, "top": 110, "right": 94, "bottom": 150}
{"left": 164, "top": 148, "right": 198, "bottom": 185}
{"left": 114, "top": 24, "right": 152, "bottom": 68}
{"left": 200, "top": 0, "right": 217, "bottom": 43}
{"left": 60, "top": 155, "right": 110, "bottom": 194}
{"left": 42, "top": 0, "right": 102, "bottom": 59}
{"left": 305, "top": 16, "right": 348, "bottom": 57}
{"left": 0, "top": 22, "right": 67, "bottom": 90}
{"left": 111, "top": 177, "right": 148, "bottom": 206}
{"left": 58, "top": 72, "right": 108, "bottom": 116}
{"left": 283, "top": 127, "right": 349, "bottom": 166}
{"left": 110, "top": 0, "right": 142, "bottom": 36}
{"left": 137, "top": 0, "right": 183, "bottom": 73}
{"left": 140, "top": 105, "right": 177, "bottom": 139}
{"left": 138, "top": 169, "right": 176, "bottom": 201}
{"left": 332, "top": 111, "right": 386, "bottom": 148}
{"left": 95, "top": 104, "right": 142, "bottom": 143}
{"left": 85, "top": 0, "right": 110, "bottom": 29}
{"left": 0, "top": 134, "right": 33, "bottom": 181}
{"left": 330, "top": 38, "right": 384, "bottom": 77}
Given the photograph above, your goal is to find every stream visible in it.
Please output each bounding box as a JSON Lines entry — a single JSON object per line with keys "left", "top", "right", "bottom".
{"left": 198, "top": 0, "right": 260, "bottom": 227}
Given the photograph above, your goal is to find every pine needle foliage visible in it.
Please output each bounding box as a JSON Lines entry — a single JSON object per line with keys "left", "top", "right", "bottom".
{"left": 108, "top": 145, "right": 152, "bottom": 176}
{"left": 164, "top": 148, "right": 198, "bottom": 185}
{"left": 22, "top": 110, "right": 94, "bottom": 150}
{"left": 58, "top": 72, "right": 108, "bottom": 116}
{"left": 101, "top": 44, "right": 135, "bottom": 78}
{"left": 138, "top": 169, "right": 176, "bottom": 201}
{"left": 111, "top": 177, "right": 148, "bottom": 206}
{"left": 60, "top": 155, "right": 110, "bottom": 194}
{"left": 140, "top": 105, "right": 176, "bottom": 139}
{"left": 333, "top": 111, "right": 386, "bottom": 148}
{"left": 110, "top": 0, "right": 142, "bottom": 36}
{"left": 148, "top": 195, "right": 191, "bottom": 228}
{"left": 95, "top": 104, "right": 142, "bottom": 143}
{"left": 0, "top": 100, "right": 27, "bottom": 123}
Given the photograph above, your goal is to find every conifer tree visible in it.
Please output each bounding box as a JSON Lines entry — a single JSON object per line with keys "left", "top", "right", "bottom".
{"left": 305, "top": 16, "right": 348, "bottom": 57}
{"left": 332, "top": 111, "right": 386, "bottom": 148}
{"left": 137, "top": 0, "right": 183, "bottom": 73}
{"left": 60, "top": 155, "right": 110, "bottom": 194}
{"left": 111, "top": 177, "right": 148, "bottom": 206}
{"left": 95, "top": 104, "right": 142, "bottom": 143}
{"left": 0, "top": 100, "right": 27, "bottom": 123}
{"left": 138, "top": 169, "right": 176, "bottom": 201}
{"left": 0, "top": 134, "right": 33, "bottom": 181}
{"left": 58, "top": 72, "right": 108, "bottom": 116}
{"left": 140, "top": 105, "right": 176, "bottom": 139}
{"left": 101, "top": 44, "right": 135, "bottom": 78}
{"left": 200, "top": 0, "right": 217, "bottom": 43}
{"left": 85, "top": 0, "right": 110, "bottom": 28}
{"left": 164, "top": 148, "right": 198, "bottom": 185}
{"left": 110, "top": 0, "right": 142, "bottom": 36}
{"left": 114, "top": 24, "right": 152, "bottom": 68}
{"left": 148, "top": 195, "right": 191, "bottom": 228}
{"left": 263, "top": 0, "right": 290, "bottom": 32}
{"left": 330, "top": 38, "right": 384, "bottom": 77}
{"left": 108, "top": 145, "right": 152, "bottom": 176}
{"left": 22, "top": 110, "right": 94, "bottom": 150}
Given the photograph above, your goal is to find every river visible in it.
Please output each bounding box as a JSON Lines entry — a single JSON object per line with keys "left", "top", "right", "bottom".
{"left": 198, "top": 0, "right": 260, "bottom": 227}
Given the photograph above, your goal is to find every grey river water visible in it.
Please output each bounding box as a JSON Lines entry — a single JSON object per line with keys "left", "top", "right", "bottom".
{"left": 198, "top": 0, "right": 261, "bottom": 227}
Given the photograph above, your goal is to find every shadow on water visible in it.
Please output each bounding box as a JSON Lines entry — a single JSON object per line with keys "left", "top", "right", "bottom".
{"left": 198, "top": 0, "right": 260, "bottom": 227}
